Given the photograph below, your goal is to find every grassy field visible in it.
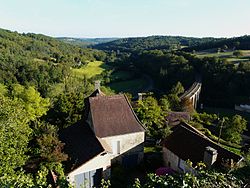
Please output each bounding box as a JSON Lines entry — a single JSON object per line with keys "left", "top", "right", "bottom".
{"left": 196, "top": 51, "right": 233, "bottom": 58}
{"left": 72, "top": 61, "right": 112, "bottom": 78}
{"left": 71, "top": 61, "right": 151, "bottom": 95}
{"left": 111, "top": 71, "right": 134, "bottom": 81}
{"left": 108, "top": 78, "right": 149, "bottom": 94}
{"left": 195, "top": 50, "right": 250, "bottom": 64}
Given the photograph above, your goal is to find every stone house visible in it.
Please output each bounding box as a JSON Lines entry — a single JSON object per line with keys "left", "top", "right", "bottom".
{"left": 60, "top": 88, "right": 145, "bottom": 188}
{"left": 162, "top": 123, "right": 243, "bottom": 173}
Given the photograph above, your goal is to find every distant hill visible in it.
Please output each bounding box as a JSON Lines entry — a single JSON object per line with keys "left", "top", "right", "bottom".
{"left": 93, "top": 36, "right": 221, "bottom": 52}
{"left": 0, "top": 28, "right": 105, "bottom": 63}
{"left": 57, "top": 37, "right": 118, "bottom": 47}
{"left": 0, "top": 28, "right": 106, "bottom": 95}
{"left": 183, "top": 35, "right": 250, "bottom": 52}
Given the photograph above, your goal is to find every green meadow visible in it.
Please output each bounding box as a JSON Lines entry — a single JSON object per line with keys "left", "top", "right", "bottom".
{"left": 195, "top": 50, "right": 250, "bottom": 64}
{"left": 71, "top": 61, "right": 150, "bottom": 95}
{"left": 72, "top": 61, "right": 111, "bottom": 78}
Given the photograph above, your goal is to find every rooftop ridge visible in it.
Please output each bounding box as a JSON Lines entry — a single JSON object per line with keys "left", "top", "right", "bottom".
{"left": 123, "top": 94, "right": 146, "bottom": 131}
{"left": 179, "top": 122, "right": 207, "bottom": 138}
{"left": 89, "top": 94, "right": 124, "bottom": 100}
{"left": 170, "top": 123, "right": 242, "bottom": 159}
{"left": 87, "top": 93, "right": 145, "bottom": 138}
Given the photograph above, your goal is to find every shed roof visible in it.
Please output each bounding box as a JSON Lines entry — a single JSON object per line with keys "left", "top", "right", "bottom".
{"left": 59, "top": 122, "right": 105, "bottom": 173}
{"left": 163, "top": 123, "right": 242, "bottom": 166}
{"left": 88, "top": 94, "right": 145, "bottom": 138}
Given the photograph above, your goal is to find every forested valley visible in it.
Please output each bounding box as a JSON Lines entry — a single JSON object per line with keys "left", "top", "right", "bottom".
{"left": 1, "top": 28, "right": 250, "bottom": 187}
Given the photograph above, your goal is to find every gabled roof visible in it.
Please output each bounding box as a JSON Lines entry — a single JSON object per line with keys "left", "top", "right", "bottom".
{"left": 163, "top": 123, "right": 242, "bottom": 166}
{"left": 59, "top": 122, "right": 105, "bottom": 173}
{"left": 89, "top": 89, "right": 105, "bottom": 97}
{"left": 87, "top": 94, "right": 145, "bottom": 138}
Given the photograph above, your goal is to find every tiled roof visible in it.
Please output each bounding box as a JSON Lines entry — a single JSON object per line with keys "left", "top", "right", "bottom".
{"left": 88, "top": 94, "right": 145, "bottom": 138}
{"left": 59, "top": 122, "right": 105, "bottom": 173}
{"left": 89, "top": 89, "right": 105, "bottom": 97}
{"left": 163, "top": 123, "right": 242, "bottom": 166}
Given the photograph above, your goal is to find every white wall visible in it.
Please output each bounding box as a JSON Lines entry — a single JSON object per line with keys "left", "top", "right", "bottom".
{"left": 163, "top": 147, "right": 180, "bottom": 172}
{"left": 67, "top": 131, "right": 145, "bottom": 186}
{"left": 163, "top": 147, "right": 196, "bottom": 174}
{"left": 67, "top": 153, "right": 111, "bottom": 185}
{"left": 102, "top": 131, "right": 145, "bottom": 159}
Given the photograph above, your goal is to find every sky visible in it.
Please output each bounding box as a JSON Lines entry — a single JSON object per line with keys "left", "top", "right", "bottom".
{"left": 0, "top": 0, "right": 249, "bottom": 38}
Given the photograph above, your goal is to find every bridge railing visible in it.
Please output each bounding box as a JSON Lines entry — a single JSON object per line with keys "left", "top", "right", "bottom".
{"left": 180, "top": 82, "right": 201, "bottom": 99}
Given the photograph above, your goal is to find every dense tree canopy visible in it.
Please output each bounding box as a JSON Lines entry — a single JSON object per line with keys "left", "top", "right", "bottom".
{"left": 94, "top": 36, "right": 219, "bottom": 52}
{"left": 221, "top": 115, "right": 247, "bottom": 144}
{"left": 0, "top": 28, "right": 250, "bottom": 187}
{"left": 184, "top": 35, "right": 250, "bottom": 52}
{"left": 135, "top": 96, "right": 172, "bottom": 139}
{"left": 131, "top": 50, "right": 195, "bottom": 92}
{"left": 0, "top": 28, "right": 106, "bottom": 96}
{"left": 0, "top": 95, "right": 32, "bottom": 175}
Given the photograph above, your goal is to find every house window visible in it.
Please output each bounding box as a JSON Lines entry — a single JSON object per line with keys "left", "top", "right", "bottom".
{"left": 112, "top": 140, "right": 120, "bottom": 154}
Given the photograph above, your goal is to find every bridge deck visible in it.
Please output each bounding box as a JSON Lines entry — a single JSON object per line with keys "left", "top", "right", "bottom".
{"left": 180, "top": 82, "right": 202, "bottom": 99}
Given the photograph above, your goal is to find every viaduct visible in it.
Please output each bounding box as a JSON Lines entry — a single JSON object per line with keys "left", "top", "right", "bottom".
{"left": 180, "top": 81, "right": 202, "bottom": 109}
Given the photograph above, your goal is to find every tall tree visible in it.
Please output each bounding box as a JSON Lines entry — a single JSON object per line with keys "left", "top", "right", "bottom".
{"left": 170, "top": 81, "right": 184, "bottom": 96}
{"left": 0, "top": 96, "right": 32, "bottom": 175}
{"left": 135, "top": 96, "right": 166, "bottom": 138}
{"left": 11, "top": 84, "right": 50, "bottom": 121}
{"left": 47, "top": 91, "right": 85, "bottom": 128}
{"left": 159, "top": 96, "right": 171, "bottom": 112}
{"left": 222, "top": 115, "right": 247, "bottom": 144}
{"left": 35, "top": 122, "right": 68, "bottom": 163}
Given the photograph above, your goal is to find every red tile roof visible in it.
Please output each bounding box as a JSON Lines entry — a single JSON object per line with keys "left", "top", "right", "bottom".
{"left": 88, "top": 94, "right": 145, "bottom": 138}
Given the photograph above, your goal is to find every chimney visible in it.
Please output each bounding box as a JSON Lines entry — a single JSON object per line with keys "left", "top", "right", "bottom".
{"left": 95, "top": 80, "right": 101, "bottom": 90}
{"left": 203, "top": 146, "right": 218, "bottom": 169}
{"left": 138, "top": 93, "right": 143, "bottom": 101}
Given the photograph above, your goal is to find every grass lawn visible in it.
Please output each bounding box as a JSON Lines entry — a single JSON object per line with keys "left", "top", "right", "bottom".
{"left": 108, "top": 78, "right": 149, "bottom": 94}
{"left": 72, "top": 61, "right": 112, "bottom": 79}
{"left": 221, "top": 145, "right": 242, "bottom": 155}
{"left": 110, "top": 71, "right": 134, "bottom": 81}
{"left": 195, "top": 50, "right": 250, "bottom": 64}
{"left": 71, "top": 61, "right": 152, "bottom": 95}
{"left": 196, "top": 51, "right": 233, "bottom": 58}
{"left": 203, "top": 130, "right": 242, "bottom": 155}
{"left": 144, "top": 146, "right": 162, "bottom": 153}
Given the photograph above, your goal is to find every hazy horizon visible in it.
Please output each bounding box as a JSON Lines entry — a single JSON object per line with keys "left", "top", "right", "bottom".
{"left": 1, "top": 0, "right": 249, "bottom": 38}
{"left": 2, "top": 26, "right": 249, "bottom": 39}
